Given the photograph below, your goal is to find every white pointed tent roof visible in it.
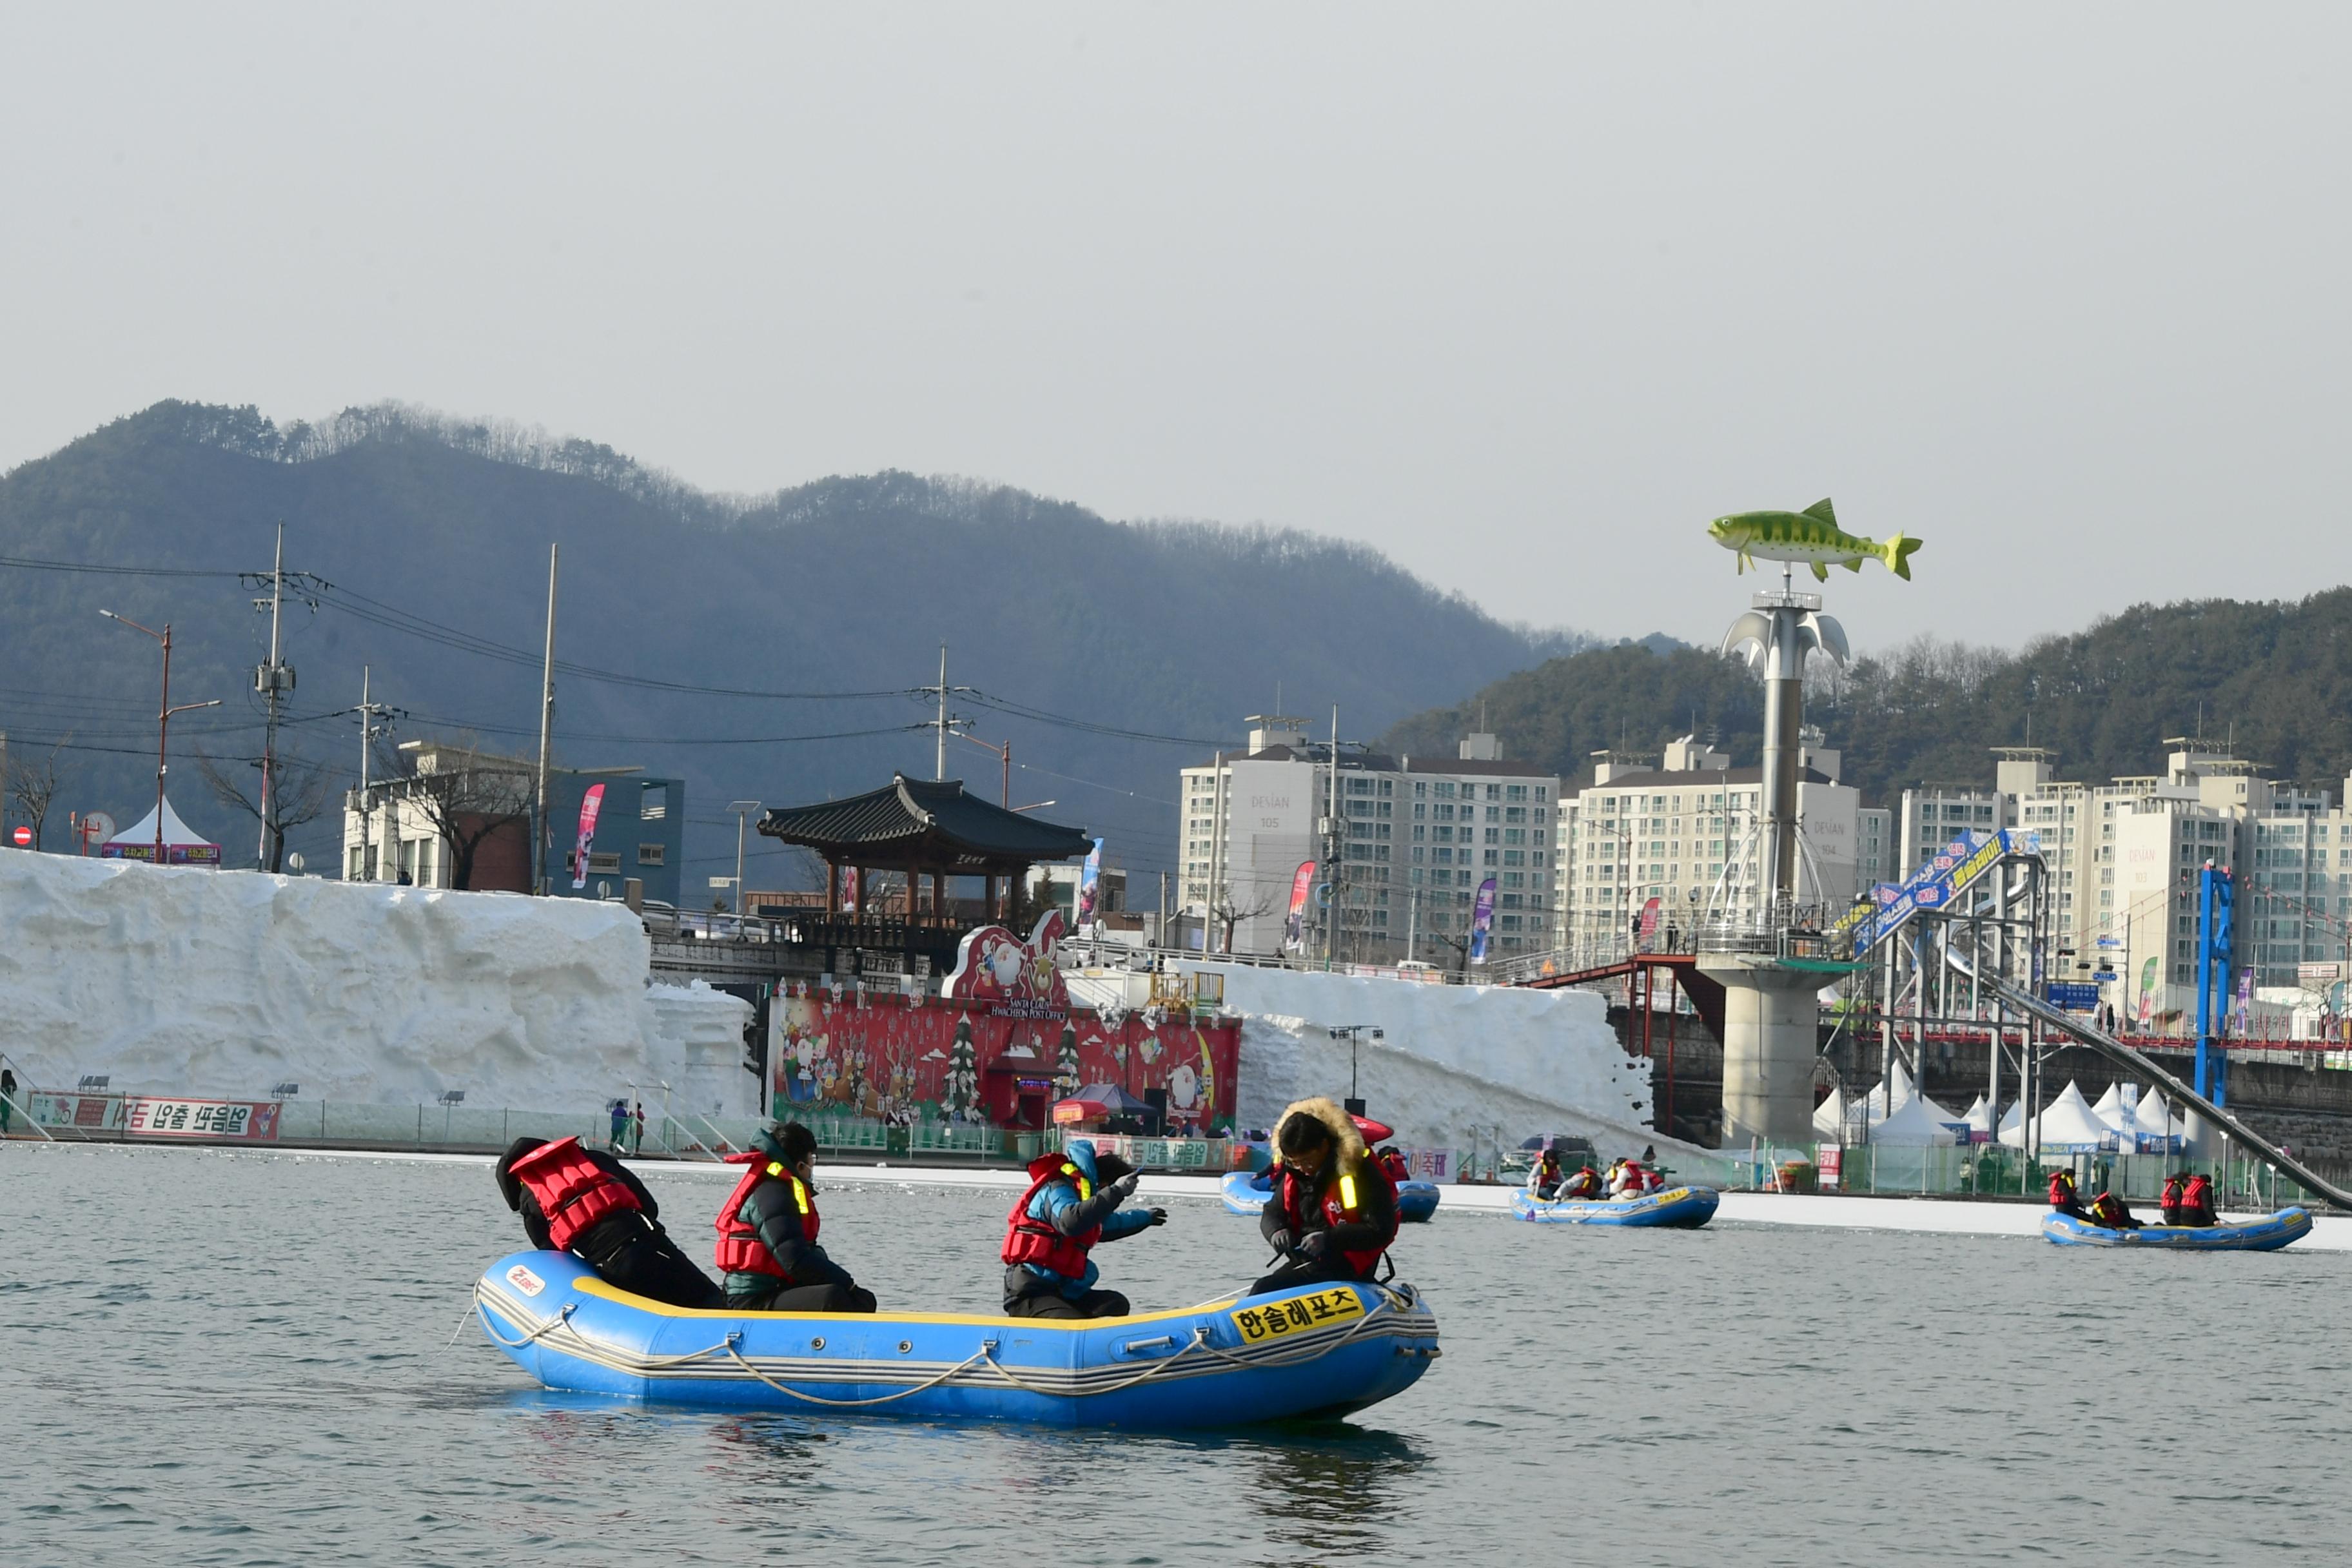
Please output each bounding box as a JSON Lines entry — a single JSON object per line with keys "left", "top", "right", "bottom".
{"left": 2133, "top": 1089, "right": 2188, "bottom": 1139}
{"left": 1813, "top": 1086, "right": 1848, "bottom": 1139}
{"left": 1998, "top": 1096, "right": 2028, "bottom": 1145}
{"left": 2019, "top": 1081, "right": 2117, "bottom": 1153}
{"left": 2090, "top": 1082, "right": 2131, "bottom": 1130}
{"left": 103, "top": 793, "right": 217, "bottom": 851}
{"left": 1872, "top": 1090, "right": 1962, "bottom": 1146}
{"left": 1865, "top": 1063, "right": 1916, "bottom": 1123}
{"left": 1959, "top": 1094, "right": 1997, "bottom": 1135}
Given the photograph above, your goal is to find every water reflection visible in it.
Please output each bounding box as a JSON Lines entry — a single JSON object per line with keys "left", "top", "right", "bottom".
{"left": 1240, "top": 1426, "right": 1426, "bottom": 1557}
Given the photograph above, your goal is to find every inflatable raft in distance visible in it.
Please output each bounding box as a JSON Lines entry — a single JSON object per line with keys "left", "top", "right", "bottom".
{"left": 1220, "top": 1168, "right": 1440, "bottom": 1223}
{"left": 2041, "top": 1207, "right": 2311, "bottom": 1251}
{"left": 475, "top": 1250, "right": 1439, "bottom": 1427}
{"left": 1511, "top": 1186, "right": 1720, "bottom": 1229}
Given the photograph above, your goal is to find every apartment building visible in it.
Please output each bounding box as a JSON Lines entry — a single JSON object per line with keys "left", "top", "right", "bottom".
{"left": 1179, "top": 716, "right": 1561, "bottom": 962}
{"left": 1551, "top": 731, "right": 1865, "bottom": 951}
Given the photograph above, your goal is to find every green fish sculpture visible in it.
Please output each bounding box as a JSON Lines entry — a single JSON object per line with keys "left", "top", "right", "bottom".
{"left": 1708, "top": 499, "right": 1921, "bottom": 582}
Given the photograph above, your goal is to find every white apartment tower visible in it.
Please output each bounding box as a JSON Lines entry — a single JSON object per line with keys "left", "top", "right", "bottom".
{"left": 1180, "top": 716, "right": 1560, "bottom": 963}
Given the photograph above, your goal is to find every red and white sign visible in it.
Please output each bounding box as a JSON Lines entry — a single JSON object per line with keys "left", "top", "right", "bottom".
{"left": 10, "top": 826, "right": 30, "bottom": 847}
{"left": 124, "top": 1097, "right": 281, "bottom": 1140}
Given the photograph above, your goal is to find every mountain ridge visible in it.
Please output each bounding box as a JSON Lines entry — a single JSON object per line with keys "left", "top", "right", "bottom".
{"left": 0, "top": 400, "right": 1598, "bottom": 884}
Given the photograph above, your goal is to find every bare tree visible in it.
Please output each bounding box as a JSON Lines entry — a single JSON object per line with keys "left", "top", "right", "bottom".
{"left": 1208, "top": 881, "right": 1282, "bottom": 955}
{"left": 193, "top": 746, "right": 335, "bottom": 872}
{"left": 380, "top": 736, "right": 534, "bottom": 890}
{"left": 7, "top": 738, "right": 71, "bottom": 851}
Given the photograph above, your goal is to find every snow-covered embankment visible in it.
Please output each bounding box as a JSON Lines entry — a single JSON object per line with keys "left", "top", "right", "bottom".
{"left": 0, "top": 851, "right": 750, "bottom": 1114}
{"left": 1175, "top": 962, "right": 1696, "bottom": 1159}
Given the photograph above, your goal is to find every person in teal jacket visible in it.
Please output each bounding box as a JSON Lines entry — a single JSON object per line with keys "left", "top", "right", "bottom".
{"left": 999, "top": 1140, "right": 1166, "bottom": 1318}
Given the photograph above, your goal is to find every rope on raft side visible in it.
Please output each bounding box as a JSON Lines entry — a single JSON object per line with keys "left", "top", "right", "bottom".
{"left": 476, "top": 1300, "right": 577, "bottom": 1349}
{"left": 721, "top": 1340, "right": 995, "bottom": 1408}
{"left": 484, "top": 1282, "right": 1426, "bottom": 1404}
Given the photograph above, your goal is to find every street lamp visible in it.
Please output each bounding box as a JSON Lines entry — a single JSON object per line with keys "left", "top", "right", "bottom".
{"left": 99, "top": 609, "right": 220, "bottom": 866}
{"left": 1325, "top": 1024, "right": 1385, "bottom": 1115}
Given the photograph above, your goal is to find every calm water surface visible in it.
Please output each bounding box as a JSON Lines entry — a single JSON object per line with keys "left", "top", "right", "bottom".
{"left": 2, "top": 1143, "right": 2347, "bottom": 1566}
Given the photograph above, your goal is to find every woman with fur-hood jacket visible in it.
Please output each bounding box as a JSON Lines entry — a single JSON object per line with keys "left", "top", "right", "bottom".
{"left": 1252, "top": 1097, "right": 1400, "bottom": 1297}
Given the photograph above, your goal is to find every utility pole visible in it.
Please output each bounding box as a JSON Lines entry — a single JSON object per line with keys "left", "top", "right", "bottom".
{"left": 1322, "top": 706, "right": 1344, "bottom": 965}
{"left": 728, "top": 799, "right": 762, "bottom": 919}
{"left": 1205, "top": 749, "right": 1226, "bottom": 954}
{"left": 535, "top": 544, "right": 558, "bottom": 895}
{"left": 919, "top": 646, "right": 974, "bottom": 781}
{"left": 252, "top": 522, "right": 297, "bottom": 870}
{"left": 99, "top": 610, "right": 219, "bottom": 866}
{"left": 353, "top": 667, "right": 395, "bottom": 881}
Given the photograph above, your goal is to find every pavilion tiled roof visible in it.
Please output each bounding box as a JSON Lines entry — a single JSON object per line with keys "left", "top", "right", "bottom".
{"left": 756, "top": 774, "right": 1093, "bottom": 869}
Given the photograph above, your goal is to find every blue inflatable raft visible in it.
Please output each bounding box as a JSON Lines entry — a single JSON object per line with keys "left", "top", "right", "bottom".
{"left": 2042, "top": 1208, "right": 2311, "bottom": 1251}
{"left": 475, "top": 1251, "right": 1439, "bottom": 1427}
{"left": 1220, "top": 1169, "right": 1440, "bottom": 1223}
{"left": 1221, "top": 1168, "right": 1275, "bottom": 1214}
{"left": 1510, "top": 1186, "right": 1720, "bottom": 1228}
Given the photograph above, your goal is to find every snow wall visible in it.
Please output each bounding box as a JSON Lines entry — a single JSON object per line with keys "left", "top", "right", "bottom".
{"left": 0, "top": 850, "right": 752, "bottom": 1115}
{"left": 1175, "top": 962, "right": 1701, "bottom": 1159}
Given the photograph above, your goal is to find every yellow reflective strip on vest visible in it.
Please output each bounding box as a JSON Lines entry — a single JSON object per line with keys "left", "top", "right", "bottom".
{"left": 1338, "top": 1173, "right": 1358, "bottom": 1213}
{"left": 766, "top": 1161, "right": 785, "bottom": 1178}
{"left": 790, "top": 1176, "right": 811, "bottom": 1215}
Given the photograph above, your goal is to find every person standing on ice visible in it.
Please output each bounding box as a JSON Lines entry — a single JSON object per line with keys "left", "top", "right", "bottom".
{"left": 1000, "top": 1139, "right": 1165, "bottom": 1318}
{"left": 1253, "top": 1097, "right": 1398, "bottom": 1296}
{"left": 714, "top": 1121, "right": 877, "bottom": 1313}
{"left": 609, "top": 1097, "right": 629, "bottom": 1152}
{"left": 496, "top": 1135, "right": 722, "bottom": 1308}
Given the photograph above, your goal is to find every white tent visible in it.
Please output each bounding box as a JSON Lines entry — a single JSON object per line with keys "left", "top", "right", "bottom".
{"left": 99, "top": 793, "right": 220, "bottom": 867}
{"left": 1812, "top": 1086, "right": 1849, "bottom": 1140}
{"left": 2129, "top": 1088, "right": 2188, "bottom": 1152}
{"left": 1865, "top": 1063, "right": 1917, "bottom": 1122}
{"left": 1997, "top": 1097, "right": 2027, "bottom": 1144}
{"left": 1872, "top": 1090, "right": 1963, "bottom": 1147}
{"left": 2006, "top": 1081, "right": 2118, "bottom": 1153}
{"left": 2090, "top": 1082, "right": 2132, "bottom": 1131}
{"left": 2133, "top": 1090, "right": 2188, "bottom": 1140}
{"left": 1959, "top": 1094, "right": 1997, "bottom": 1136}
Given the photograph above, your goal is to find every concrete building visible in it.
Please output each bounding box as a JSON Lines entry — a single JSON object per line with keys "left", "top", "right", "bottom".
{"left": 1180, "top": 716, "right": 1560, "bottom": 963}
{"left": 1552, "top": 731, "right": 1865, "bottom": 954}
{"left": 342, "top": 741, "right": 684, "bottom": 905}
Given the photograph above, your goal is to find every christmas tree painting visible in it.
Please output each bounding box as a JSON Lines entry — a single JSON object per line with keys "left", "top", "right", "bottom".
{"left": 943, "top": 1014, "right": 981, "bottom": 1124}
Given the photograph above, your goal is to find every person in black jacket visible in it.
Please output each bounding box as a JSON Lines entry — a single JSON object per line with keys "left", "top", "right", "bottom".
{"left": 1252, "top": 1097, "right": 1400, "bottom": 1297}
{"left": 495, "top": 1135, "right": 723, "bottom": 1308}
{"left": 712, "top": 1122, "right": 877, "bottom": 1313}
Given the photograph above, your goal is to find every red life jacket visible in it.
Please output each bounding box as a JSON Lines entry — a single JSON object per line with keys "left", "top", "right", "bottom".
{"left": 509, "top": 1135, "right": 638, "bottom": 1251}
{"left": 712, "top": 1152, "right": 818, "bottom": 1279}
{"left": 1275, "top": 1159, "right": 1398, "bottom": 1275}
{"left": 1379, "top": 1150, "right": 1411, "bottom": 1182}
{"left": 2088, "top": 1192, "right": 2126, "bottom": 1226}
{"left": 2160, "top": 1177, "right": 2184, "bottom": 1211}
{"left": 2047, "top": 1171, "right": 2077, "bottom": 1209}
{"left": 2183, "top": 1175, "right": 2213, "bottom": 1212}
{"left": 1560, "top": 1166, "right": 1600, "bottom": 1199}
{"left": 1001, "top": 1154, "right": 1099, "bottom": 1279}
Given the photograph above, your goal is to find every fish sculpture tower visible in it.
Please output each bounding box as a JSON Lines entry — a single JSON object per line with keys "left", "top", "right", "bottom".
{"left": 1695, "top": 499, "right": 1914, "bottom": 1147}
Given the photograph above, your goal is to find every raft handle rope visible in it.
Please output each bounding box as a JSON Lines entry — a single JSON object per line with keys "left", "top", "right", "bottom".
{"left": 476, "top": 1300, "right": 578, "bottom": 1349}
{"left": 721, "top": 1338, "right": 996, "bottom": 1409}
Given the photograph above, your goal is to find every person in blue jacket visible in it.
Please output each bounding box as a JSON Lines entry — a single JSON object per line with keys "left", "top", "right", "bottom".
{"left": 1000, "top": 1140, "right": 1167, "bottom": 1318}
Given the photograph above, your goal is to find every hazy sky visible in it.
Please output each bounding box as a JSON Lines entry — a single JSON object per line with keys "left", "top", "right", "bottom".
{"left": 5, "top": 6, "right": 2346, "bottom": 652}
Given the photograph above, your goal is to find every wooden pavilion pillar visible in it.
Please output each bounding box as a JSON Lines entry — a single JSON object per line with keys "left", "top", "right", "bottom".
{"left": 824, "top": 858, "right": 839, "bottom": 917}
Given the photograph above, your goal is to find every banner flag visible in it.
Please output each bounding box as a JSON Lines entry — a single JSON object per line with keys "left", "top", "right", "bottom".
{"left": 1284, "top": 861, "right": 1316, "bottom": 953}
{"left": 570, "top": 783, "right": 606, "bottom": 890}
{"left": 1469, "top": 877, "right": 1498, "bottom": 965}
